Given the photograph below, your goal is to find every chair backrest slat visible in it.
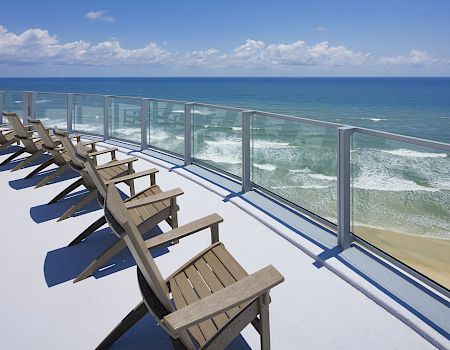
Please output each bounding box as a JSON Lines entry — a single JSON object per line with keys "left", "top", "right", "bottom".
{"left": 105, "top": 184, "right": 172, "bottom": 308}
{"left": 54, "top": 127, "right": 84, "bottom": 169}
{"left": 28, "top": 118, "right": 57, "bottom": 149}
{"left": 3, "top": 112, "right": 29, "bottom": 139}
{"left": 76, "top": 142, "right": 107, "bottom": 199}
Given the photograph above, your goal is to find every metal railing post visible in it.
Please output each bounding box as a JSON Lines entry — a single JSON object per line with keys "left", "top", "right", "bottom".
{"left": 141, "top": 98, "right": 149, "bottom": 150}
{"left": 103, "top": 96, "right": 110, "bottom": 140}
{"left": 22, "top": 91, "right": 31, "bottom": 124}
{"left": 242, "top": 110, "right": 253, "bottom": 193}
{"left": 184, "top": 103, "right": 194, "bottom": 165}
{"left": 67, "top": 93, "right": 73, "bottom": 132}
{"left": 0, "top": 91, "right": 4, "bottom": 124}
{"left": 337, "top": 126, "right": 354, "bottom": 250}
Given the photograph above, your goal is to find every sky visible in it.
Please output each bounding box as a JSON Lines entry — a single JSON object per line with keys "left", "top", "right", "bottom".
{"left": 0, "top": 0, "right": 449, "bottom": 77}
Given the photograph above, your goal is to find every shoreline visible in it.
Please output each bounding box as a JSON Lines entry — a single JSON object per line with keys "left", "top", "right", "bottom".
{"left": 353, "top": 225, "right": 450, "bottom": 290}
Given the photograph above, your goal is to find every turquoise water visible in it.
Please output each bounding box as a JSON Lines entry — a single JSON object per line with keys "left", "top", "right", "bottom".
{"left": 0, "top": 77, "right": 449, "bottom": 239}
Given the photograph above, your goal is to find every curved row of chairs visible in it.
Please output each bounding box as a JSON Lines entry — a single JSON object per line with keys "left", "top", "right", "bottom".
{"left": 0, "top": 112, "right": 284, "bottom": 350}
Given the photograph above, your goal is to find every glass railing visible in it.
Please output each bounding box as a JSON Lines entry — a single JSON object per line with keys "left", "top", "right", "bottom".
{"left": 192, "top": 104, "right": 243, "bottom": 177}
{"left": 109, "top": 96, "right": 141, "bottom": 143}
{"left": 251, "top": 112, "right": 339, "bottom": 223}
{"left": 148, "top": 100, "right": 185, "bottom": 156}
{"left": 35, "top": 92, "right": 67, "bottom": 128}
{"left": 1, "top": 89, "right": 448, "bottom": 292}
{"left": 3, "top": 91, "right": 23, "bottom": 116}
{"left": 351, "top": 132, "right": 450, "bottom": 288}
{"left": 72, "top": 94, "right": 104, "bottom": 136}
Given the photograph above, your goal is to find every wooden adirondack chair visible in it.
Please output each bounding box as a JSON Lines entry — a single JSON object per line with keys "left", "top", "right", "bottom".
{"left": 72, "top": 142, "right": 183, "bottom": 282}
{"left": 96, "top": 183, "right": 284, "bottom": 350}
{"left": 26, "top": 118, "right": 94, "bottom": 187}
{"left": 48, "top": 129, "right": 140, "bottom": 222}
{"left": 0, "top": 112, "right": 51, "bottom": 171}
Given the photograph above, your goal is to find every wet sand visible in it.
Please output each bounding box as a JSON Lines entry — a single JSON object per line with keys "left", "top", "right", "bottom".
{"left": 353, "top": 225, "right": 450, "bottom": 290}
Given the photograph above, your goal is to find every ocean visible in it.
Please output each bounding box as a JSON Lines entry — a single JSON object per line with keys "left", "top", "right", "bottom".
{"left": 0, "top": 77, "right": 449, "bottom": 240}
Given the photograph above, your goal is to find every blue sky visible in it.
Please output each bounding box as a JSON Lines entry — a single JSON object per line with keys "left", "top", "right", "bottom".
{"left": 0, "top": 0, "right": 449, "bottom": 76}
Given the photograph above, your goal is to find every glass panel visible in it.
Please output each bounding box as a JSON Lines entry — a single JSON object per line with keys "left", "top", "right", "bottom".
{"left": 35, "top": 93, "right": 67, "bottom": 128}
{"left": 192, "top": 105, "right": 242, "bottom": 177}
{"left": 251, "top": 113, "right": 338, "bottom": 223}
{"left": 351, "top": 133, "right": 450, "bottom": 288}
{"left": 73, "top": 94, "right": 104, "bottom": 136}
{"left": 148, "top": 101, "right": 184, "bottom": 156}
{"left": 3, "top": 92, "right": 23, "bottom": 116}
{"left": 109, "top": 97, "right": 141, "bottom": 143}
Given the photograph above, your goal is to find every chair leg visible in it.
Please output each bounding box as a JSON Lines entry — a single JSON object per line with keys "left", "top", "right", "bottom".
{"left": 11, "top": 149, "right": 45, "bottom": 172}
{"left": 95, "top": 300, "right": 148, "bottom": 350}
{"left": 74, "top": 237, "right": 127, "bottom": 282}
{"left": 259, "top": 292, "right": 271, "bottom": 350}
{"left": 35, "top": 163, "right": 70, "bottom": 188}
{"left": 25, "top": 158, "right": 55, "bottom": 179}
{"left": 47, "top": 178, "right": 84, "bottom": 204}
{"left": 68, "top": 216, "right": 106, "bottom": 246}
{"left": 57, "top": 189, "right": 97, "bottom": 222}
{"left": 0, "top": 147, "right": 26, "bottom": 166}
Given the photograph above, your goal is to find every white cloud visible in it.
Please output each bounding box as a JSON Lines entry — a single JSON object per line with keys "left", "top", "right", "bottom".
{"left": 378, "top": 49, "right": 438, "bottom": 66}
{"left": 224, "top": 39, "right": 370, "bottom": 67}
{"left": 85, "top": 10, "right": 115, "bottom": 22}
{"left": 1, "top": 24, "right": 447, "bottom": 73}
{"left": 316, "top": 26, "right": 327, "bottom": 32}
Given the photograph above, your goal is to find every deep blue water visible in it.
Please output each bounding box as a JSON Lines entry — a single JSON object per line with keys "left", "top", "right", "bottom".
{"left": 0, "top": 77, "right": 449, "bottom": 143}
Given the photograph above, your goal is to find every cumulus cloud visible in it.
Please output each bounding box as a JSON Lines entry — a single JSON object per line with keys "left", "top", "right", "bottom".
{"left": 378, "top": 49, "right": 438, "bottom": 66}
{"left": 225, "top": 39, "right": 370, "bottom": 67}
{"left": 316, "top": 26, "right": 327, "bottom": 32}
{"left": 2, "top": 24, "right": 446, "bottom": 71}
{"left": 85, "top": 10, "right": 115, "bottom": 22}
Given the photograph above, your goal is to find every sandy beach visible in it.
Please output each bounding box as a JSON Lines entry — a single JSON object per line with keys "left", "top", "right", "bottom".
{"left": 353, "top": 225, "right": 450, "bottom": 290}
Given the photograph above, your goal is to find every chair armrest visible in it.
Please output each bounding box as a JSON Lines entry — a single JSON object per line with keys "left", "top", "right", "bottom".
{"left": 163, "top": 265, "right": 284, "bottom": 334}
{"left": 125, "top": 188, "right": 183, "bottom": 209}
{"left": 80, "top": 140, "right": 98, "bottom": 150}
{"left": 145, "top": 213, "right": 223, "bottom": 249}
{"left": 96, "top": 157, "right": 138, "bottom": 170}
{"left": 88, "top": 147, "right": 118, "bottom": 158}
{"left": 106, "top": 168, "right": 158, "bottom": 186}
{"left": 69, "top": 134, "right": 81, "bottom": 142}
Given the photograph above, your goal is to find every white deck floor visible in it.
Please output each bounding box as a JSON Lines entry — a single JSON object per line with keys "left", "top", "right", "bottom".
{"left": 0, "top": 141, "right": 448, "bottom": 350}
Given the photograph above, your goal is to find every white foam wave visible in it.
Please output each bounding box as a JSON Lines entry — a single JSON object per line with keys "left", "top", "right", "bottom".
{"left": 370, "top": 118, "right": 387, "bottom": 122}
{"left": 254, "top": 163, "right": 277, "bottom": 171}
{"left": 36, "top": 99, "right": 53, "bottom": 104}
{"left": 353, "top": 175, "right": 439, "bottom": 192}
{"left": 382, "top": 149, "right": 447, "bottom": 158}
{"left": 288, "top": 168, "right": 311, "bottom": 174}
{"left": 271, "top": 184, "right": 329, "bottom": 190}
{"left": 197, "top": 154, "right": 241, "bottom": 164}
{"left": 232, "top": 127, "right": 242, "bottom": 131}
{"left": 308, "top": 173, "right": 337, "bottom": 181}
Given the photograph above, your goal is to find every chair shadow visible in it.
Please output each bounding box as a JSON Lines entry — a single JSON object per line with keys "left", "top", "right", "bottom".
{"left": 0, "top": 153, "right": 52, "bottom": 172}
{"left": 44, "top": 226, "right": 169, "bottom": 287}
{"left": 30, "top": 189, "right": 101, "bottom": 223}
{"left": 108, "top": 313, "right": 251, "bottom": 350}
{"left": 0, "top": 145, "right": 21, "bottom": 155}
{"left": 9, "top": 168, "right": 79, "bottom": 190}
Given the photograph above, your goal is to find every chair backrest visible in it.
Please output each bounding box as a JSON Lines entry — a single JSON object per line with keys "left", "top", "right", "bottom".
{"left": 3, "top": 112, "right": 29, "bottom": 139}
{"left": 104, "top": 184, "right": 195, "bottom": 348}
{"left": 28, "top": 118, "right": 58, "bottom": 150}
{"left": 76, "top": 142, "right": 107, "bottom": 200}
{"left": 53, "top": 127, "right": 84, "bottom": 170}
